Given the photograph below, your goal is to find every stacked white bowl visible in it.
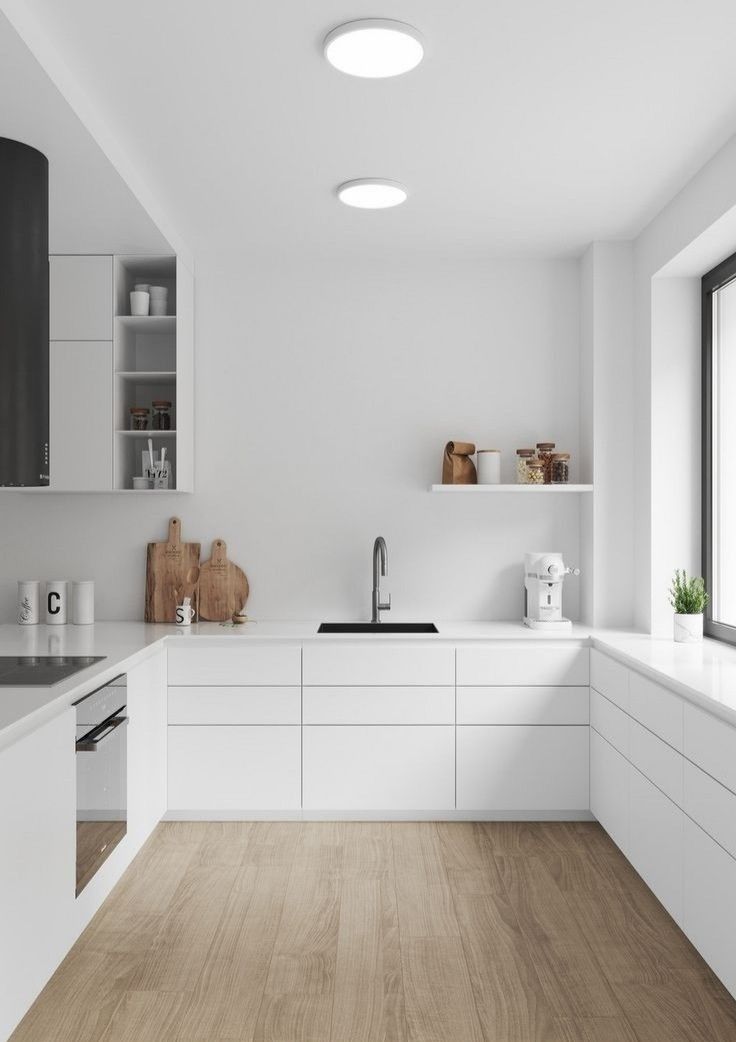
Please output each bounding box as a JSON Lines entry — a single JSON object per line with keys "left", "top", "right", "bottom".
{"left": 149, "top": 285, "right": 168, "bottom": 316}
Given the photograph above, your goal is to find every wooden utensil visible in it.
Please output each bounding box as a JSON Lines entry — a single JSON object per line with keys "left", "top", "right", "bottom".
{"left": 145, "top": 517, "right": 201, "bottom": 623}
{"left": 198, "top": 539, "right": 250, "bottom": 622}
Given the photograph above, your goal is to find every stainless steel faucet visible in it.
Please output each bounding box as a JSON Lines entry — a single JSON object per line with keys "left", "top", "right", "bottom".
{"left": 371, "top": 536, "right": 391, "bottom": 623}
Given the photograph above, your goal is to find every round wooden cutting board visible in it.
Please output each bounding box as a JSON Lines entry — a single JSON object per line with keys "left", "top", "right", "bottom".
{"left": 198, "top": 539, "right": 249, "bottom": 621}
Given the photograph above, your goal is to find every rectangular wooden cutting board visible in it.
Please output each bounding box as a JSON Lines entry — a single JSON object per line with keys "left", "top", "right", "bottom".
{"left": 145, "top": 517, "right": 201, "bottom": 623}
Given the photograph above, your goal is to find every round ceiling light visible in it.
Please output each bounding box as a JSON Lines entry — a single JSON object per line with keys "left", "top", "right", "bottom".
{"left": 337, "top": 179, "right": 408, "bottom": 209}
{"left": 324, "top": 19, "right": 424, "bottom": 78}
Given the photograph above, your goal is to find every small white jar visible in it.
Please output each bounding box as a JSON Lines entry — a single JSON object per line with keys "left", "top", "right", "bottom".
{"left": 17, "top": 580, "right": 40, "bottom": 625}
{"left": 72, "top": 581, "right": 95, "bottom": 625}
{"left": 45, "top": 581, "right": 68, "bottom": 624}
{"left": 477, "top": 449, "right": 501, "bottom": 484}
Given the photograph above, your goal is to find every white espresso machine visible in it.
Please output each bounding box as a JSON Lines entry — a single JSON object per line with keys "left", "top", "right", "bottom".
{"left": 523, "top": 552, "right": 580, "bottom": 631}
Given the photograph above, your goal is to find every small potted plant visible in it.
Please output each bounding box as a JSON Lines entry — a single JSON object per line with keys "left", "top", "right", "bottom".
{"left": 669, "top": 569, "right": 709, "bottom": 643}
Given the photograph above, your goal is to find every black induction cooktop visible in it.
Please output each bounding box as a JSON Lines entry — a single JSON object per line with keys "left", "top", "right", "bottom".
{"left": 0, "top": 656, "right": 106, "bottom": 686}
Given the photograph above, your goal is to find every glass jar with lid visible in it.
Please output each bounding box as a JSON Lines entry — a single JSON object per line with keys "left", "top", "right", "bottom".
{"left": 536, "top": 442, "right": 556, "bottom": 484}
{"left": 515, "top": 448, "right": 536, "bottom": 484}
{"left": 151, "top": 400, "right": 172, "bottom": 430}
{"left": 129, "top": 407, "right": 150, "bottom": 431}
{"left": 526, "top": 459, "right": 545, "bottom": 485}
{"left": 551, "top": 452, "right": 571, "bottom": 484}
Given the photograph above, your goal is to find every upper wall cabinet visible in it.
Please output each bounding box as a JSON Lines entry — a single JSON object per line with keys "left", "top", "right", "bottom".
{"left": 49, "top": 256, "right": 113, "bottom": 341}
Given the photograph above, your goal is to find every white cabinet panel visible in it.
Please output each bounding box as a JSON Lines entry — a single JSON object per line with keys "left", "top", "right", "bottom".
{"left": 629, "top": 672, "right": 683, "bottom": 751}
{"left": 167, "top": 645, "right": 301, "bottom": 686}
{"left": 683, "top": 817, "right": 736, "bottom": 998}
{"left": 590, "top": 649, "right": 629, "bottom": 711}
{"left": 303, "top": 687, "right": 453, "bottom": 725}
{"left": 168, "top": 726, "right": 301, "bottom": 811}
{"left": 457, "top": 686, "right": 588, "bottom": 725}
{"left": 50, "top": 255, "right": 113, "bottom": 340}
{"left": 457, "top": 645, "right": 588, "bottom": 686}
{"left": 629, "top": 764, "right": 683, "bottom": 925}
{"left": 303, "top": 726, "right": 455, "bottom": 810}
{"left": 683, "top": 760, "right": 736, "bottom": 860}
{"left": 590, "top": 728, "right": 629, "bottom": 855}
{"left": 127, "top": 652, "right": 167, "bottom": 846}
{"left": 303, "top": 644, "right": 454, "bottom": 686}
{"left": 628, "top": 718, "right": 683, "bottom": 805}
{"left": 168, "top": 686, "right": 300, "bottom": 725}
{"left": 590, "top": 689, "right": 629, "bottom": 756}
{"left": 456, "top": 725, "right": 589, "bottom": 811}
{"left": 50, "top": 341, "right": 112, "bottom": 490}
{"left": 684, "top": 704, "right": 736, "bottom": 796}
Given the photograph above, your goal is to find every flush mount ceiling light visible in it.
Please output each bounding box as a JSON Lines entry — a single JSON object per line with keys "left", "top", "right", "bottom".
{"left": 324, "top": 19, "right": 424, "bottom": 78}
{"left": 337, "top": 179, "right": 408, "bottom": 209}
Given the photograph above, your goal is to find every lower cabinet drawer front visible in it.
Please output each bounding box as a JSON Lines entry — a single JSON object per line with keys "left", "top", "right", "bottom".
{"left": 629, "top": 764, "right": 683, "bottom": 924}
{"left": 457, "top": 645, "right": 589, "bottom": 686}
{"left": 628, "top": 718, "right": 683, "bottom": 805}
{"left": 590, "top": 689, "right": 629, "bottom": 756}
{"left": 302, "top": 726, "right": 455, "bottom": 810}
{"left": 168, "top": 726, "right": 301, "bottom": 810}
{"left": 303, "top": 687, "right": 453, "bottom": 725}
{"left": 456, "top": 726, "right": 589, "bottom": 810}
{"left": 629, "top": 672, "right": 683, "bottom": 751}
{"left": 683, "top": 816, "right": 736, "bottom": 998}
{"left": 457, "top": 686, "right": 589, "bottom": 725}
{"left": 590, "top": 728, "right": 629, "bottom": 854}
{"left": 590, "top": 649, "right": 629, "bottom": 711}
{"left": 684, "top": 704, "right": 736, "bottom": 796}
{"left": 168, "top": 686, "right": 300, "bottom": 725}
{"left": 168, "top": 645, "right": 302, "bottom": 686}
{"left": 684, "top": 760, "right": 736, "bottom": 860}
{"left": 302, "top": 645, "right": 455, "bottom": 686}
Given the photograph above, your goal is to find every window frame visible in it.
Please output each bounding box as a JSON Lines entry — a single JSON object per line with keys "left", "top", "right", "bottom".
{"left": 702, "top": 249, "right": 736, "bottom": 645}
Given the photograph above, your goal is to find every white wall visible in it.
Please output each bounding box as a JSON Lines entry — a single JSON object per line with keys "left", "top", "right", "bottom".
{"left": 0, "top": 257, "right": 583, "bottom": 623}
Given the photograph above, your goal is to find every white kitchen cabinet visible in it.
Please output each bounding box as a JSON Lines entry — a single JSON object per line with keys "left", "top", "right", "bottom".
{"left": 127, "top": 651, "right": 167, "bottom": 846}
{"left": 457, "top": 645, "right": 588, "bottom": 686}
{"left": 590, "top": 688, "right": 629, "bottom": 756}
{"left": 303, "top": 686, "right": 454, "bottom": 725}
{"left": 628, "top": 764, "right": 683, "bottom": 924}
{"left": 168, "top": 725, "right": 301, "bottom": 813}
{"left": 683, "top": 816, "right": 736, "bottom": 997}
{"left": 628, "top": 672, "right": 683, "bottom": 750}
{"left": 683, "top": 760, "right": 736, "bottom": 860}
{"left": 684, "top": 703, "right": 736, "bottom": 795}
{"left": 0, "top": 710, "right": 76, "bottom": 1042}
{"left": 590, "top": 648, "right": 629, "bottom": 711}
{"left": 456, "top": 725, "right": 589, "bottom": 811}
{"left": 590, "top": 727, "right": 629, "bottom": 855}
{"left": 302, "top": 643, "right": 454, "bottom": 686}
{"left": 457, "top": 686, "right": 588, "bottom": 725}
{"left": 168, "top": 686, "right": 300, "bottom": 725}
{"left": 50, "top": 340, "right": 112, "bottom": 491}
{"left": 628, "top": 717, "right": 682, "bottom": 805}
{"left": 303, "top": 725, "right": 455, "bottom": 811}
{"left": 167, "top": 644, "right": 301, "bottom": 686}
{"left": 50, "top": 255, "right": 113, "bottom": 340}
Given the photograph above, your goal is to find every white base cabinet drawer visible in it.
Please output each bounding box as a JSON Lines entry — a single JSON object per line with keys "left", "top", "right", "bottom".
{"left": 590, "top": 728, "right": 629, "bottom": 855}
{"left": 684, "top": 704, "right": 736, "bottom": 796}
{"left": 683, "top": 816, "right": 736, "bottom": 997}
{"left": 457, "top": 726, "right": 589, "bottom": 811}
{"left": 590, "top": 689, "right": 629, "bottom": 756}
{"left": 590, "top": 649, "right": 629, "bottom": 711}
{"left": 629, "top": 672, "right": 683, "bottom": 750}
{"left": 303, "top": 687, "right": 453, "bottom": 725}
{"left": 457, "top": 645, "right": 588, "bottom": 686}
{"left": 168, "top": 726, "right": 301, "bottom": 810}
{"left": 302, "top": 645, "right": 454, "bottom": 686}
{"left": 168, "top": 686, "right": 300, "bottom": 725}
{"left": 457, "top": 686, "right": 588, "bottom": 725}
{"left": 303, "top": 726, "right": 455, "bottom": 810}
{"left": 167, "top": 645, "right": 301, "bottom": 686}
{"left": 628, "top": 764, "right": 683, "bottom": 924}
{"left": 628, "top": 717, "right": 682, "bottom": 805}
{"left": 683, "top": 760, "right": 736, "bottom": 860}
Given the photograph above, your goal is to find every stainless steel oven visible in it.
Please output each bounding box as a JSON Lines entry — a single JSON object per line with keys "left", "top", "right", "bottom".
{"left": 74, "top": 674, "right": 128, "bottom": 896}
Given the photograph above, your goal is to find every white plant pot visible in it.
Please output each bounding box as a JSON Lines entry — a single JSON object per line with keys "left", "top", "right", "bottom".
{"left": 673, "top": 613, "right": 703, "bottom": 643}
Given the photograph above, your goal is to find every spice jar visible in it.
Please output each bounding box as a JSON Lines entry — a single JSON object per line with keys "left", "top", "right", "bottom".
{"left": 515, "top": 448, "right": 536, "bottom": 484}
{"left": 151, "top": 400, "right": 172, "bottom": 430}
{"left": 526, "top": 459, "right": 545, "bottom": 485}
{"left": 536, "top": 442, "right": 556, "bottom": 484}
{"left": 551, "top": 452, "right": 570, "bottom": 484}
{"left": 129, "top": 407, "right": 150, "bottom": 431}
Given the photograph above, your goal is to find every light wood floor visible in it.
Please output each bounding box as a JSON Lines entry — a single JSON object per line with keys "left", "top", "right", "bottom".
{"left": 10, "top": 821, "right": 736, "bottom": 1042}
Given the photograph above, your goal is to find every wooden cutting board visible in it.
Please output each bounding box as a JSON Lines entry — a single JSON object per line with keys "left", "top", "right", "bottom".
{"left": 198, "top": 539, "right": 249, "bottom": 622}
{"left": 145, "top": 517, "right": 201, "bottom": 623}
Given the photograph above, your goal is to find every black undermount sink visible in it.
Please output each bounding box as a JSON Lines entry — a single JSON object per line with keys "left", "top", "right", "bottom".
{"left": 318, "top": 622, "right": 438, "bottom": 634}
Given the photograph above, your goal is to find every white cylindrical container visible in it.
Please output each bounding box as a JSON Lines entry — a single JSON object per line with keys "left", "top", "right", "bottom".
{"left": 476, "top": 449, "right": 501, "bottom": 484}
{"left": 45, "top": 580, "right": 68, "bottom": 625}
{"left": 17, "top": 580, "right": 40, "bottom": 625}
{"left": 130, "top": 290, "right": 150, "bottom": 316}
{"left": 674, "top": 612, "right": 703, "bottom": 643}
{"left": 72, "top": 581, "right": 95, "bottom": 625}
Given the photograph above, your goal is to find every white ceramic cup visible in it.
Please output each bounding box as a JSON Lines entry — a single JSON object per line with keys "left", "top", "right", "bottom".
{"left": 45, "top": 581, "right": 68, "bottom": 625}
{"left": 130, "top": 290, "right": 150, "bottom": 316}
{"left": 477, "top": 449, "right": 501, "bottom": 484}
{"left": 72, "top": 581, "right": 95, "bottom": 625}
{"left": 133, "top": 476, "right": 153, "bottom": 490}
{"left": 175, "top": 604, "right": 195, "bottom": 626}
{"left": 17, "top": 580, "right": 40, "bottom": 625}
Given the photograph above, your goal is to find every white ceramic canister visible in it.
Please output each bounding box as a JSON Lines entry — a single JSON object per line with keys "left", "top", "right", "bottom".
{"left": 477, "top": 449, "right": 501, "bottom": 484}
{"left": 17, "top": 580, "right": 40, "bottom": 625}
{"left": 130, "top": 290, "right": 150, "bottom": 316}
{"left": 72, "top": 581, "right": 95, "bottom": 625}
{"left": 673, "top": 612, "right": 703, "bottom": 643}
{"left": 45, "top": 580, "right": 68, "bottom": 625}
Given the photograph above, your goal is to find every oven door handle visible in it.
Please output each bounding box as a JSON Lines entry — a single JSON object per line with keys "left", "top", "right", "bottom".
{"left": 76, "top": 715, "right": 128, "bottom": 752}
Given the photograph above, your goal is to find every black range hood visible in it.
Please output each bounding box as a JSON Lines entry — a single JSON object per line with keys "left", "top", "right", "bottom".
{"left": 0, "top": 137, "right": 49, "bottom": 486}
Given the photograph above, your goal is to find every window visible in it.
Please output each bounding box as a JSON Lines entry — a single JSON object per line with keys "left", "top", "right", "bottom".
{"left": 703, "top": 251, "right": 736, "bottom": 643}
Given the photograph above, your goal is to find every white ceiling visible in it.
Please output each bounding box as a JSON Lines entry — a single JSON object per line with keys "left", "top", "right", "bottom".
{"left": 6, "top": 0, "right": 736, "bottom": 259}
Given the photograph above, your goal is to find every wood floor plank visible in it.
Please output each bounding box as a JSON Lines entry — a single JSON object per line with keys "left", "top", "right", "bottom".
{"left": 392, "top": 824, "right": 459, "bottom": 938}
{"left": 400, "top": 937, "right": 484, "bottom": 1042}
